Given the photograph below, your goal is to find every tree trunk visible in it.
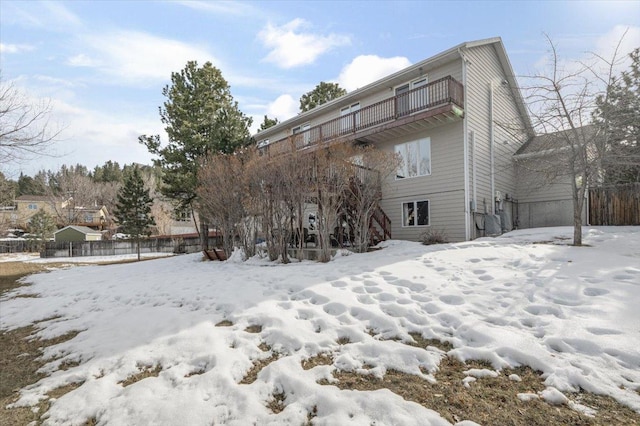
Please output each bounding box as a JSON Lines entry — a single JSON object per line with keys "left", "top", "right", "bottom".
{"left": 200, "top": 218, "right": 209, "bottom": 251}
{"left": 136, "top": 236, "right": 141, "bottom": 261}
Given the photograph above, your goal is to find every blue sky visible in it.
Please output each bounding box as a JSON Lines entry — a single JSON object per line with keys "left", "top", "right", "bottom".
{"left": 1, "top": 0, "right": 638, "bottom": 177}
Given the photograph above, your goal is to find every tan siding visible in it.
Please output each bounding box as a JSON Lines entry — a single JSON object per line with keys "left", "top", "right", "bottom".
{"left": 377, "top": 122, "right": 467, "bottom": 242}
{"left": 465, "top": 44, "right": 527, "bottom": 214}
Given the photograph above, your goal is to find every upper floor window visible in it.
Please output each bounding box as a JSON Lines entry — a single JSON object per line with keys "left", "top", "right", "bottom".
{"left": 396, "top": 77, "right": 429, "bottom": 116}
{"left": 292, "top": 123, "right": 311, "bottom": 146}
{"left": 84, "top": 214, "right": 94, "bottom": 223}
{"left": 28, "top": 204, "right": 38, "bottom": 210}
{"left": 340, "top": 102, "right": 360, "bottom": 133}
{"left": 395, "top": 137, "right": 431, "bottom": 179}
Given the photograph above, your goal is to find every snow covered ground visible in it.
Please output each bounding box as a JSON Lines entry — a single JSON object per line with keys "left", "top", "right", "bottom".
{"left": 1, "top": 226, "right": 639, "bottom": 425}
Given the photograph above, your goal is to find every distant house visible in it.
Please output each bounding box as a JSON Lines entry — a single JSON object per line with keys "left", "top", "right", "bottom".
{"left": 54, "top": 225, "right": 103, "bottom": 242}
{"left": 0, "top": 195, "right": 112, "bottom": 231}
{"left": 254, "top": 37, "right": 532, "bottom": 242}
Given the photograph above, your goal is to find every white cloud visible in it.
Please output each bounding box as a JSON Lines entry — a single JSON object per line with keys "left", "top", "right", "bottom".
{"left": 67, "top": 53, "right": 100, "bottom": 67}
{"left": 267, "top": 94, "right": 299, "bottom": 121}
{"left": 71, "top": 30, "right": 218, "bottom": 86}
{"left": 258, "top": 19, "right": 350, "bottom": 69}
{"left": 337, "top": 55, "right": 412, "bottom": 92}
{"left": 36, "top": 97, "right": 160, "bottom": 174}
{"left": 594, "top": 25, "right": 640, "bottom": 72}
{"left": 0, "top": 43, "right": 34, "bottom": 54}
{"left": 173, "top": 0, "right": 257, "bottom": 16}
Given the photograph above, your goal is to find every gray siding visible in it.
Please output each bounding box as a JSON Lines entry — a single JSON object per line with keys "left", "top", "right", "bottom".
{"left": 378, "top": 122, "right": 466, "bottom": 242}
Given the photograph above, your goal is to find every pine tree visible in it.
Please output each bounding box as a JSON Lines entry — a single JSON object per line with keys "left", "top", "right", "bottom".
{"left": 139, "top": 61, "right": 252, "bottom": 249}
{"left": 299, "top": 82, "right": 347, "bottom": 112}
{"left": 257, "top": 115, "right": 279, "bottom": 132}
{"left": 594, "top": 48, "right": 640, "bottom": 184}
{"left": 114, "top": 167, "right": 155, "bottom": 260}
{"left": 27, "top": 209, "right": 56, "bottom": 251}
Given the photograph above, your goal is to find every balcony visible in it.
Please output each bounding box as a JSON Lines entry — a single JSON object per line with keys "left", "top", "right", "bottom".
{"left": 262, "top": 75, "right": 464, "bottom": 156}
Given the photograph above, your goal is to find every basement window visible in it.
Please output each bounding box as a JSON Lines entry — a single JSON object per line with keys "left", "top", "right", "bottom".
{"left": 402, "top": 200, "right": 429, "bottom": 227}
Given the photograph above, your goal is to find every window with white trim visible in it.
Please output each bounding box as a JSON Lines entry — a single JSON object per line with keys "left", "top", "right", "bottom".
{"left": 402, "top": 200, "right": 429, "bottom": 227}
{"left": 395, "top": 137, "right": 431, "bottom": 178}
{"left": 340, "top": 102, "right": 360, "bottom": 132}
{"left": 293, "top": 123, "right": 310, "bottom": 146}
{"left": 396, "top": 77, "right": 428, "bottom": 115}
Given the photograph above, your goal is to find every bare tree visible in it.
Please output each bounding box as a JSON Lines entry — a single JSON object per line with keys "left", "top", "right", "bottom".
{"left": 0, "top": 77, "right": 61, "bottom": 166}
{"left": 517, "top": 34, "right": 626, "bottom": 246}
{"left": 198, "top": 150, "right": 250, "bottom": 259}
{"left": 342, "top": 146, "right": 400, "bottom": 253}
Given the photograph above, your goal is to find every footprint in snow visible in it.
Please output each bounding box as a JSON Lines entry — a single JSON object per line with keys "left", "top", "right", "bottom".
{"left": 439, "top": 295, "right": 465, "bottom": 305}
{"left": 323, "top": 302, "right": 348, "bottom": 316}
{"left": 331, "top": 280, "right": 348, "bottom": 288}
{"left": 356, "top": 295, "right": 376, "bottom": 305}
{"left": 583, "top": 287, "right": 609, "bottom": 297}
{"left": 375, "top": 292, "right": 396, "bottom": 302}
{"left": 468, "top": 258, "right": 482, "bottom": 263}
{"left": 586, "top": 327, "right": 622, "bottom": 336}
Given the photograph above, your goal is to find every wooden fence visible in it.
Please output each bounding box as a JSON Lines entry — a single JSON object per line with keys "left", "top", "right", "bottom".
{"left": 40, "top": 235, "right": 222, "bottom": 258}
{"left": 589, "top": 183, "right": 640, "bottom": 226}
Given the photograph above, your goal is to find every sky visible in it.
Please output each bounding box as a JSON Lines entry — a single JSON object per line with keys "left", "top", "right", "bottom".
{"left": 2, "top": 226, "right": 640, "bottom": 423}
{"left": 1, "top": 0, "right": 639, "bottom": 178}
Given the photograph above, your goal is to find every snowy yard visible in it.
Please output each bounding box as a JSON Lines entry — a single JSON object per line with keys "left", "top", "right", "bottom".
{"left": 1, "top": 227, "right": 639, "bottom": 425}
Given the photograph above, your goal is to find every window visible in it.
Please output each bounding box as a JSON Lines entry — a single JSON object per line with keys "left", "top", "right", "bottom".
{"left": 395, "top": 137, "right": 431, "bottom": 178}
{"left": 340, "top": 102, "right": 360, "bottom": 133}
{"left": 84, "top": 214, "right": 94, "bottom": 223}
{"left": 396, "top": 77, "right": 428, "bottom": 116}
{"left": 402, "top": 200, "right": 429, "bottom": 227}
{"left": 28, "top": 204, "right": 38, "bottom": 210}
{"left": 293, "top": 123, "right": 310, "bottom": 146}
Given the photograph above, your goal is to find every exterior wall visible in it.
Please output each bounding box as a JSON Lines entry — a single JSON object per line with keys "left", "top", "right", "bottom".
{"left": 464, "top": 44, "right": 528, "bottom": 235}
{"left": 515, "top": 161, "right": 586, "bottom": 228}
{"left": 14, "top": 199, "right": 60, "bottom": 228}
{"left": 378, "top": 122, "right": 466, "bottom": 242}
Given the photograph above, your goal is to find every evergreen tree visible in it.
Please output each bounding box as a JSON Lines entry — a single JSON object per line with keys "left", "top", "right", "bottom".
{"left": 257, "top": 115, "right": 279, "bottom": 132}
{"left": 114, "top": 167, "right": 155, "bottom": 260}
{"left": 594, "top": 48, "right": 640, "bottom": 184}
{"left": 139, "top": 61, "right": 252, "bottom": 211}
{"left": 27, "top": 209, "right": 56, "bottom": 251}
{"left": 299, "top": 82, "right": 347, "bottom": 112}
{"left": 139, "top": 61, "right": 252, "bottom": 249}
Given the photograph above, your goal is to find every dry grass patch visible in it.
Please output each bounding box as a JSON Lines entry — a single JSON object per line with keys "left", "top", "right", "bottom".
{"left": 407, "top": 332, "right": 453, "bottom": 352}
{"left": 319, "top": 355, "right": 640, "bottom": 425}
{"left": 0, "top": 323, "right": 83, "bottom": 426}
{"left": 245, "top": 324, "right": 262, "bottom": 333}
{"left": 302, "top": 353, "right": 333, "bottom": 370}
{"left": 118, "top": 365, "right": 162, "bottom": 387}
{"left": 215, "top": 319, "right": 233, "bottom": 327}
{"left": 336, "top": 336, "right": 351, "bottom": 345}
{"left": 266, "top": 391, "right": 287, "bottom": 413}
{"left": 240, "top": 352, "right": 280, "bottom": 385}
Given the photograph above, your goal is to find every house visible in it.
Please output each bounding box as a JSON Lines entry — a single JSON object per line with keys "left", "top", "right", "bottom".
{"left": 54, "top": 225, "right": 103, "bottom": 242}
{"left": 254, "top": 37, "right": 531, "bottom": 242}
{"left": 0, "top": 195, "right": 112, "bottom": 231}
{"left": 514, "top": 126, "right": 596, "bottom": 228}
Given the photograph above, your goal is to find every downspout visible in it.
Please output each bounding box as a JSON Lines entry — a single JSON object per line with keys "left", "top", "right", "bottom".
{"left": 489, "top": 81, "right": 496, "bottom": 215}
{"left": 459, "top": 47, "right": 471, "bottom": 240}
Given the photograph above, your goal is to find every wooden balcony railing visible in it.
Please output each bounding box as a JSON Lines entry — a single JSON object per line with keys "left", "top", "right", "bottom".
{"left": 262, "top": 75, "right": 464, "bottom": 156}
